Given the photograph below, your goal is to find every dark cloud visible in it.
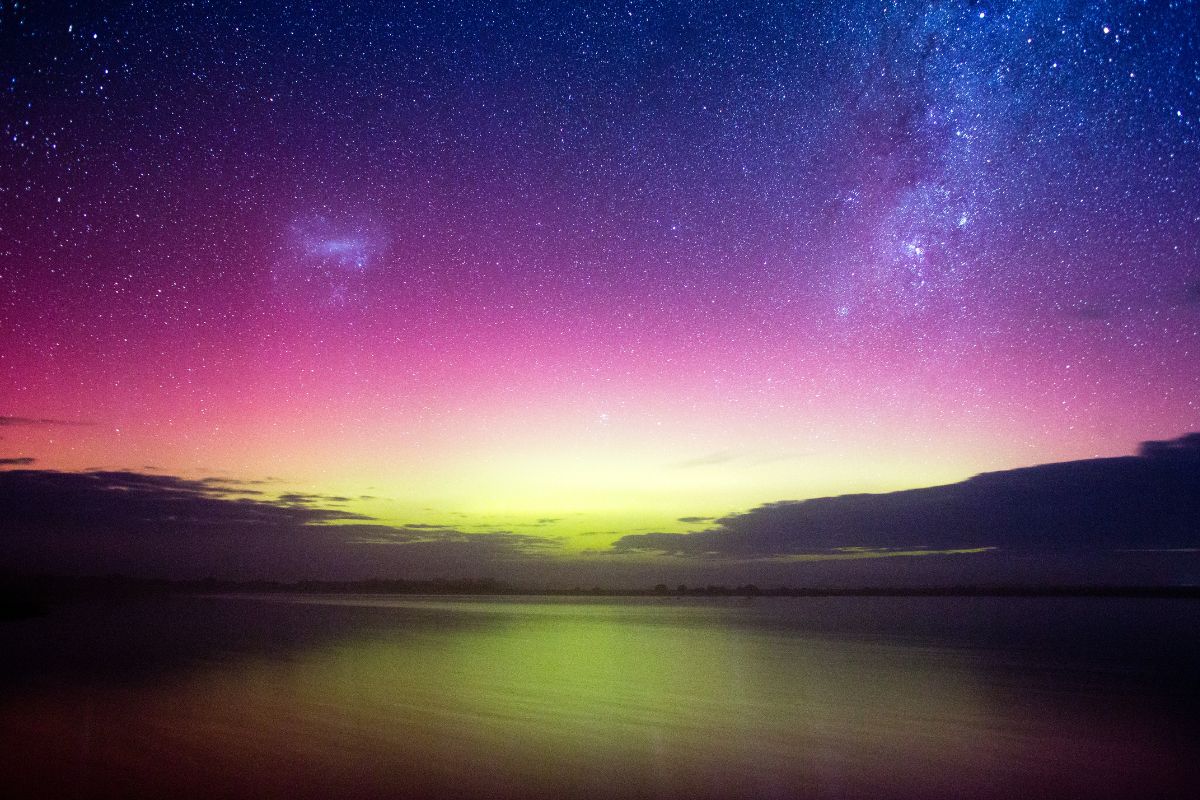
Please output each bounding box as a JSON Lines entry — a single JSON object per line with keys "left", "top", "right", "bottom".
{"left": 677, "top": 516, "right": 714, "bottom": 524}
{"left": 0, "top": 416, "right": 95, "bottom": 427}
{"left": 0, "top": 469, "right": 367, "bottom": 533}
{"left": 0, "top": 457, "right": 36, "bottom": 466}
{"left": 614, "top": 433, "right": 1200, "bottom": 560}
{"left": 200, "top": 476, "right": 271, "bottom": 486}
{"left": 0, "top": 468, "right": 558, "bottom": 579}
{"left": 6, "top": 437, "right": 1197, "bottom": 586}
{"left": 349, "top": 526, "right": 558, "bottom": 553}
{"left": 278, "top": 492, "right": 352, "bottom": 504}
{"left": 1139, "top": 432, "right": 1200, "bottom": 457}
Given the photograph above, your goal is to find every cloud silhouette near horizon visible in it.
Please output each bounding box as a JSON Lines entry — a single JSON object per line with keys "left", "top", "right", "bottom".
{"left": 0, "top": 469, "right": 559, "bottom": 579}
{"left": 613, "top": 434, "right": 1200, "bottom": 561}
{"left": 2, "top": 434, "right": 1198, "bottom": 584}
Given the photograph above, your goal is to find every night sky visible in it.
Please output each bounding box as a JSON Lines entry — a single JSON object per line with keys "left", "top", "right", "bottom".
{"left": 1, "top": 1, "right": 1197, "bottom": 582}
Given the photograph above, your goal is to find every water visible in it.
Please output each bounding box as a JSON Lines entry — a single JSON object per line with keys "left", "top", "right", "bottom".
{"left": 1, "top": 594, "right": 1197, "bottom": 799}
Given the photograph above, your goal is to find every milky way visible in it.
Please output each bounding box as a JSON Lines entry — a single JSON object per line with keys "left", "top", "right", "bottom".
{"left": 1, "top": 1, "right": 1197, "bottom": 547}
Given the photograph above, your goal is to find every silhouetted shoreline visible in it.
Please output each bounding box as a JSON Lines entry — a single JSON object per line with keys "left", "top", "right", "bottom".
{"left": 3, "top": 574, "right": 1198, "bottom": 619}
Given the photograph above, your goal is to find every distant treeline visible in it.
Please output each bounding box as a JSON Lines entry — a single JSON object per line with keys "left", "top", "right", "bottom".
{"left": 2, "top": 573, "right": 1198, "bottom": 619}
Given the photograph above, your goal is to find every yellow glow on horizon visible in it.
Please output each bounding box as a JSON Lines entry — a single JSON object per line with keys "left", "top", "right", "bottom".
{"left": 273, "top": 440, "right": 984, "bottom": 553}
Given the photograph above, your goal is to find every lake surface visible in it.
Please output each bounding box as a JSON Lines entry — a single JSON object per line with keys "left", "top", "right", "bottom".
{"left": 2, "top": 594, "right": 1197, "bottom": 799}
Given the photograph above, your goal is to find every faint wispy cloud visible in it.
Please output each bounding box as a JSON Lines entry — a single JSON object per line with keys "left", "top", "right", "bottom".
{"left": 672, "top": 450, "right": 737, "bottom": 469}
{"left": 0, "top": 416, "right": 95, "bottom": 427}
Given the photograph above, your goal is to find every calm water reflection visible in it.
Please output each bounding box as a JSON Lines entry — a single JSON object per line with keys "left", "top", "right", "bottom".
{"left": 1, "top": 595, "right": 1197, "bottom": 799}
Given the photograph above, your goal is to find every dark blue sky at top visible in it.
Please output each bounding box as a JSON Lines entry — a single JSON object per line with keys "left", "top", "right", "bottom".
{"left": 4, "top": 0, "right": 1197, "bottom": 313}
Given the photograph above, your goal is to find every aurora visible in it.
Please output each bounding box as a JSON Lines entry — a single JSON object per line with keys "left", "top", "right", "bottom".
{"left": 1, "top": 0, "right": 1197, "bottom": 586}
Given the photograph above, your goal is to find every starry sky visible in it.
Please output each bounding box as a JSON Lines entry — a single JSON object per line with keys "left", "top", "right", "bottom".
{"left": 1, "top": 1, "right": 1198, "bottom": 581}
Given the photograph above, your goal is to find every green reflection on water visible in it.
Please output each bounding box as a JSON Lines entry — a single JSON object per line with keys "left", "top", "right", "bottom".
{"left": 176, "top": 599, "right": 1028, "bottom": 798}
{"left": 1, "top": 597, "right": 1189, "bottom": 800}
